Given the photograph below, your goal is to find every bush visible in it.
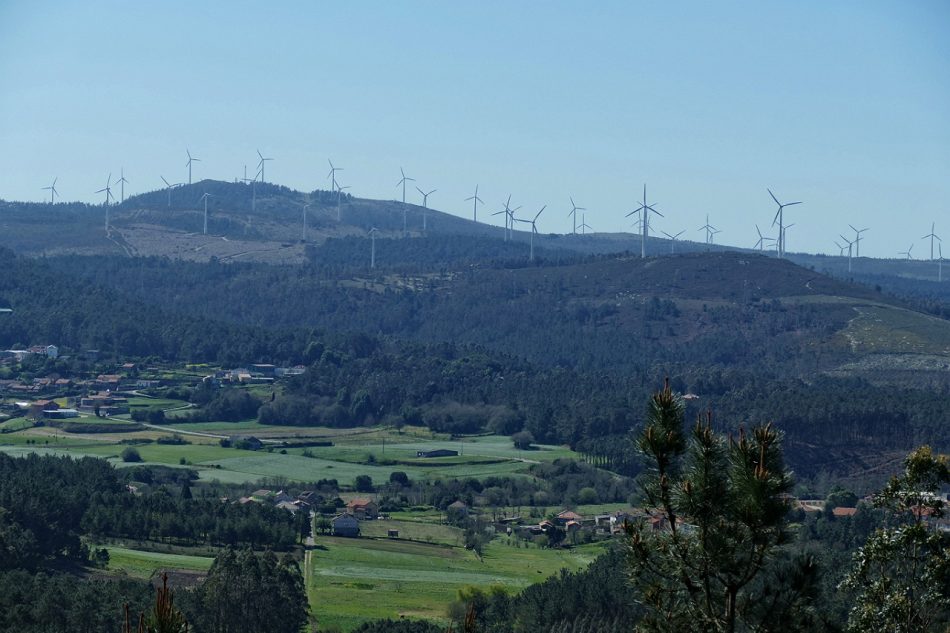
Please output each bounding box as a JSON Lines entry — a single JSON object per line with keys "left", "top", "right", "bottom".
{"left": 355, "top": 475, "right": 374, "bottom": 492}
{"left": 121, "top": 447, "right": 142, "bottom": 463}
{"left": 511, "top": 430, "right": 535, "bottom": 450}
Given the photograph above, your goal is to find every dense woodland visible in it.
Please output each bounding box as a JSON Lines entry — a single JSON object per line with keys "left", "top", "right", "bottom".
{"left": 2, "top": 247, "right": 949, "bottom": 482}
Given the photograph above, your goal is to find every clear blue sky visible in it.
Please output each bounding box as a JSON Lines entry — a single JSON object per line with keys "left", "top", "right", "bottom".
{"left": 1, "top": 1, "right": 948, "bottom": 258}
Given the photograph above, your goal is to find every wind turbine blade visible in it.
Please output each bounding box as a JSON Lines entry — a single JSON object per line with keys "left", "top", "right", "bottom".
{"left": 768, "top": 188, "right": 780, "bottom": 206}
{"left": 534, "top": 206, "right": 546, "bottom": 221}
{"left": 785, "top": 201, "right": 802, "bottom": 207}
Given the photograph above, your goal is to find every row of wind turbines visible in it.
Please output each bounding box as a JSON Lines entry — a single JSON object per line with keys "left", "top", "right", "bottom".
{"left": 37, "top": 150, "right": 946, "bottom": 273}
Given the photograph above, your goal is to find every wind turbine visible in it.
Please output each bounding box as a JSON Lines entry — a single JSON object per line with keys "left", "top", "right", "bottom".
{"left": 625, "top": 184, "right": 662, "bottom": 258}
{"left": 568, "top": 197, "right": 585, "bottom": 235}
{"left": 899, "top": 244, "right": 914, "bottom": 260}
{"left": 240, "top": 168, "right": 259, "bottom": 212}
{"left": 781, "top": 223, "right": 795, "bottom": 253}
{"left": 416, "top": 187, "right": 436, "bottom": 208}
{"left": 327, "top": 159, "right": 342, "bottom": 190}
{"left": 200, "top": 192, "right": 213, "bottom": 234}
{"left": 492, "top": 195, "right": 519, "bottom": 241}
{"left": 302, "top": 202, "right": 312, "bottom": 241}
{"left": 768, "top": 188, "right": 802, "bottom": 258}
{"left": 335, "top": 183, "right": 350, "bottom": 221}
{"left": 396, "top": 167, "right": 414, "bottom": 203}
{"left": 698, "top": 215, "right": 717, "bottom": 247}
{"left": 186, "top": 149, "right": 200, "bottom": 185}
{"left": 849, "top": 225, "right": 868, "bottom": 257}
{"left": 753, "top": 225, "right": 774, "bottom": 252}
{"left": 368, "top": 227, "right": 379, "bottom": 268}
{"left": 506, "top": 198, "right": 521, "bottom": 241}
{"left": 160, "top": 176, "right": 180, "bottom": 207}
{"left": 580, "top": 213, "right": 592, "bottom": 235}
{"left": 416, "top": 187, "right": 436, "bottom": 231}
{"left": 515, "top": 205, "right": 545, "bottom": 260}
{"left": 257, "top": 150, "right": 273, "bottom": 183}
{"left": 922, "top": 222, "right": 941, "bottom": 260}
{"left": 41, "top": 177, "right": 58, "bottom": 204}
{"left": 839, "top": 234, "right": 854, "bottom": 272}
{"left": 662, "top": 229, "right": 685, "bottom": 254}
{"left": 95, "top": 174, "right": 114, "bottom": 231}
{"left": 465, "top": 185, "right": 484, "bottom": 222}
{"left": 939, "top": 244, "right": 945, "bottom": 282}
{"left": 115, "top": 168, "right": 129, "bottom": 203}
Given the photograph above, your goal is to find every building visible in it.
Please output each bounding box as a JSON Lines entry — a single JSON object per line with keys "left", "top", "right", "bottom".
{"left": 28, "top": 399, "right": 58, "bottom": 419}
{"left": 555, "top": 510, "right": 583, "bottom": 526}
{"left": 331, "top": 513, "right": 360, "bottom": 537}
{"left": 346, "top": 498, "right": 378, "bottom": 519}
{"left": 44, "top": 408, "right": 79, "bottom": 420}
{"left": 416, "top": 449, "right": 459, "bottom": 458}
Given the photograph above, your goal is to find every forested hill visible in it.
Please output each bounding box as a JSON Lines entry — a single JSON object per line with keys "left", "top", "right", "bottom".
{"left": 2, "top": 247, "right": 950, "bottom": 481}
{"left": 47, "top": 250, "right": 923, "bottom": 379}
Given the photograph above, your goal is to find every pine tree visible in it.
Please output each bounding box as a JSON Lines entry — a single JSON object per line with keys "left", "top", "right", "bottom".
{"left": 625, "top": 381, "right": 807, "bottom": 632}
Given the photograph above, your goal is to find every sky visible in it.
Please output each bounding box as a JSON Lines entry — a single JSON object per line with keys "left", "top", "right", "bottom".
{"left": 1, "top": 1, "right": 948, "bottom": 258}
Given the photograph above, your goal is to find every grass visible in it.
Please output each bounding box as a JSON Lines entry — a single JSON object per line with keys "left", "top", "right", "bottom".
{"left": 357, "top": 519, "right": 465, "bottom": 547}
{"left": 105, "top": 545, "right": 214, "bottom": 579}
{"left": 843, "top": 305, "right": 950, "bottom": 354}
{"left": 307, "top": 535, "right": 603, "bottom": 630}
{"left": 0, "top": 423, "right": 577, "bottom": 485}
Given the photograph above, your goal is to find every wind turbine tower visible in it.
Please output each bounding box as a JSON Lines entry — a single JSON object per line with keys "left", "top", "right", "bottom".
{"left": 698, "top": 215, "right": 717, "bottom": 247}
{"left": 515, "top": 205, "right": 545, "bottom": 260}
{"left": 257, "top": 150, "right": 273, "bottom": 183}
{"left": 922, "top": 222, "right": 941, "bottom": 260}
{"left": 580, "top": 213, "right": 592, "bottom": 235}
{"left": 625, "top": 184, "right": 662, "bottom": 258}
{"left": 115, "top": 168, "right": 129, "bottom": 203}
{"left": 939, "top": 244, "right": 945, "bottom": 282}
{"left": 95, "top": 174, "right": 114, "bottom": 231}
{"left": 186, "top": 149, "right": 200, "bottom": 185}
{"left": 42, "top": 177, "right": 58, "bottom": 204}
{"left": 200, "top": 192, "right": 213, "bottom": 235}
{"left": 568, "top": 197, "right": 585, "bottom": 235}
{"left": 369, "top": 227, "right": 379, "bottom": 268}
{"left": 849, "top": 225, "right": 868, "bottom": 257}
{"left": 465, "top": 185, "right": 484, "bottom": 222}
{"left": 768, "top": 188, "right": 802, "bottom": 258}
{"left": 416, "top": 187, "right": 436, "bottom": 231}
{"left": 753, "top": 225, "right": 774, "bottom": 252}
{"left": 662, "top": 229, "right": 685, "bottom": 254}
{"left": 161, "top": 176, "right": 180, "bottom": 207}
{"left": 839, "top": 234, "right": 854, "bottom": 273}
{"left": 327, "top": 159, "right": 342, "bottom": 190}
{"left": 336, "top": 183, "right": 350, "bottom": 221}
{"left": 396, "top": 167, "right": 414, "bottom": 203}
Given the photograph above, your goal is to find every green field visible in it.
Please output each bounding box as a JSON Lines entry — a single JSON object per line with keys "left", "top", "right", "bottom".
{"left": 105, "top": 546, "right": 214, "bottom": 579}
{"left": 307, "top": 536, "right": 603, "bottom": 630}
{"left": 0, "top": 418, "right": 579, "bottom": 485}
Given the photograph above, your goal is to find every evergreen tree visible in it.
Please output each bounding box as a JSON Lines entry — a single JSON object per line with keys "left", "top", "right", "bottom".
{"left": 625, "top": 381, "right": 809, "bottom": 632}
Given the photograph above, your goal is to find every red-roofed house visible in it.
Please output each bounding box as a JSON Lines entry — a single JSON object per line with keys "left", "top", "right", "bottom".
{"left": 346, "top": 498, "right": 378, "bottom": 519}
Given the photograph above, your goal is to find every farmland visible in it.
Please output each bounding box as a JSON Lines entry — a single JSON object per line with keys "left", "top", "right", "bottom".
{"left": 307, "top": 533, "right": 605, "bottom": 630}
{"left": 0, "top": 415, "right": 577, "bottom": 485}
